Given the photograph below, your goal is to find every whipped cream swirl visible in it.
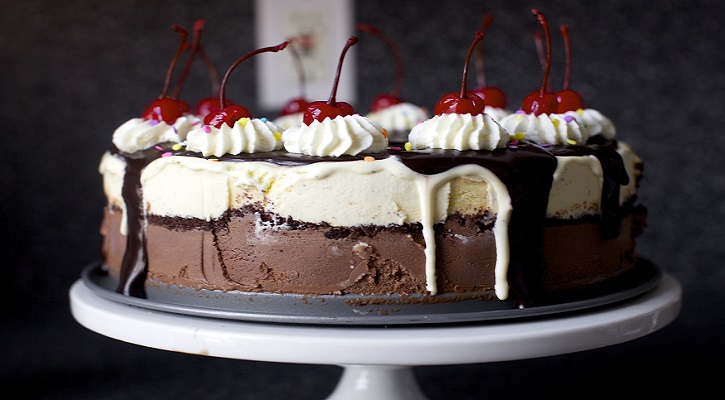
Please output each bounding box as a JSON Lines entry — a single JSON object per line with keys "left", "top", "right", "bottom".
{"left": 408, "top": 113, "right": 508, "bottom": 151}
{"left": 283, "top": 114, "right": 388, "bottom": 156}
{"left": 112, "top": 116, "right": 201, "bottom": 153}
{"left": 273, "top": 112, "right": 304, "bottom": 130}
{"left": 483, "top": 106, "right": 512, "bottom": 122}
{"left": 498, "top": 112, "right": 589, "bottom": 145}
{"left": 564, "top": 108, "right": 616, "bottom": 140}
{"left": 185, "top": 118, "right": 284, "bottom": 157}
{"left": 366, "top": 103, "right": 429, "bottom": 132}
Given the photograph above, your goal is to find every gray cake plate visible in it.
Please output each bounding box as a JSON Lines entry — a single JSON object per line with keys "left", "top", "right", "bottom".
{"left": 80, "top": 259, "right": 661, "bottom": 326}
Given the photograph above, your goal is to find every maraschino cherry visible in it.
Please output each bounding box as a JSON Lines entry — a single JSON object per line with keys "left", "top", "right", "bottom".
{"left": 302, "top": 36, "right": 358, "bottom": 124}
{"left": 433, "top": 31, "right": 486, "bottom": 116}
{"left": 204, "top": 41, "right": 289, "bottom": 128}
{"left": 356, "top": 23, "right": 405, "bottom": 112}
{"left": 141, "top": 25, "right": 191, "bottom": 124}
{"left": 279, "top": 38, "right": 310, "bottom": 116}
{"left": 470, "top": 14, "right": 507, "bottom": 109}
{"left": 521, "top": 9, "right": 558, "bottom": 115}
{"left": 555, "top": 24, "right": 585, "bottom": 112}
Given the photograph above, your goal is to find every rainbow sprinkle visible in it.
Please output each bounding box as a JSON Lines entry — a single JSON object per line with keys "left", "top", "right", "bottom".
{"left": 171, "top": 143, "right": 183, "bottom": 151}
{"left": 203, "top": 125, "right": 212, "bottom": 133}
{"left": 404, "top": 142, "right": 412, "bottom": 151}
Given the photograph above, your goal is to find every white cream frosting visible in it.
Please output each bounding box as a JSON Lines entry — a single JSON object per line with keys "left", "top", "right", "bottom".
{"left": 185, "top": 118, "right": 284, "bottom": 157}
{"left": 617, "top": 141, "right": 641, "bottom": 204}
{"left": 484, "top": 106, "right": 512, "bottom": 122}
{"left": 282, "top": 114, "right": 388, "bottom": 156}
{"left": 498, "top": 112, "right": 589, "bottom": 145}
{"left": 408, "top": 113, "right": 508, "bottom": 151}
{"left": 365, "top": 102, "right": 429, "bottom": 132}
{"left": 564, "top": 108, "right": 616, "bottom": 140}
{"left": 273, "top": 112, "right": 304, "bottom": 130}
{"left": 98, "top": 152, "right": 128, "bottom": 234}
{"left": 112, "top": 115, "right": 201, "bottom": 153}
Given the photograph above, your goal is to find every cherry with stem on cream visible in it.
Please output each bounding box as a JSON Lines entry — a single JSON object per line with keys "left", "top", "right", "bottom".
{"left": 279, "top": 38, "right": 310, "bottom": 116}
{"left": 356, "top": 23, "right": 405, "bottom": 112}
{"left": 204, "top": 41, "right": 289, "bottom": 128}
{"left": 433, "top": 31, "right": 486, "bottom": 116}
{"left": 555, "top": 24, "right": 585, "bottom": 112}
{"left": 303, "top": 36, "right": 358, "bottom": 124}
{"left": 521, "top": 9, "right": 558, "bottom": 115}
{"left": 141, "top": 25, "right": 191, "bottom": 124}
{"left": 470, "top": 14, "right": 507, "bottom": 109}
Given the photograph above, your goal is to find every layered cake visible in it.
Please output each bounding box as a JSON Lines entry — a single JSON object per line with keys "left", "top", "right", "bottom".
{"left": 98, "top": 15, "right": 648, "bottom": 311}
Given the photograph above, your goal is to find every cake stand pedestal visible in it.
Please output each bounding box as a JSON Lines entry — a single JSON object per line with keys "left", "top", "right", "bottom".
{"left": 70, "top": 274, "right": 681, "bottom": 400}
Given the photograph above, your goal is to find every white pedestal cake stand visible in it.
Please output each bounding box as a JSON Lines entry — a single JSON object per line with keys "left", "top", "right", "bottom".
{"left": 70, "top": 274, "right": 681, "bottom": 400}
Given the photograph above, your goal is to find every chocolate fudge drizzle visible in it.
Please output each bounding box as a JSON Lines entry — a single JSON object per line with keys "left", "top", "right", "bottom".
{"left": 113, "top": 147, "right": 162, "bottom": 298}
{"left": 110, "top": 137, "right": 629, "bottom": 306}
{"left": 391, "top": 143, "right": 557, "bottom": 306}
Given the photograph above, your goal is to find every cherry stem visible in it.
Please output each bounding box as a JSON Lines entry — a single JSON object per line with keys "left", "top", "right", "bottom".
{"left": 474, "top": 14, "right": 493, "bottom": 88}
{"left": 531, "top": 9, "right": 552, "bottom": 97}
{"left": 173, "top": 19, "right": 204, "bottom": 100}
{"left": 534, "top": 30, "right": 553, "bottom": 92}
{"left": 327, "top": 36, "right": 359, "bottom": 106}
{"left": 219, "top": 41, "right": 289, "bottom": 108}
{"left": 199, "top": 45, "right": 221, "bottom": 96}
{"left": 356, "top": 23, "right": 403, "bottom": 97}
{"left": 160, "top": 25, "right": 189, "bottom": 99}
{"left": 560, "top": 24, "right": 572, "bottom": 91}
{"left": 287, "top": 38, "right": 307, "bottom": 99}
{"left": 459, "top": 31, "right": 485, "bottom": 99}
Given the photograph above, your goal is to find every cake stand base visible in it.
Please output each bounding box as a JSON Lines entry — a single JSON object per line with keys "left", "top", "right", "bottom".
{"left": 70, "top": 274, "right": 681, "bottom": 400}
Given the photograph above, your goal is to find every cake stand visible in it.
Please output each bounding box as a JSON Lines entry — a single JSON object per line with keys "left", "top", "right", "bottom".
{"left": 70, "top": 274, "right": 681, "bottom": 400}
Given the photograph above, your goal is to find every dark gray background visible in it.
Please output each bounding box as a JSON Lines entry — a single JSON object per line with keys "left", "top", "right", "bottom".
{"left": 2, "top": 0, "right": 723, "bottom": 398}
